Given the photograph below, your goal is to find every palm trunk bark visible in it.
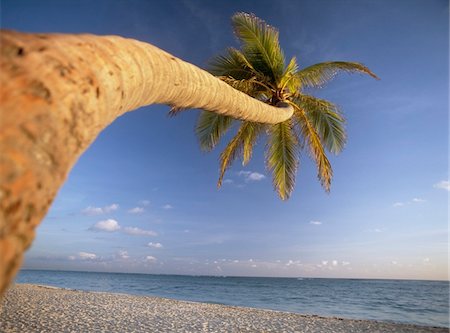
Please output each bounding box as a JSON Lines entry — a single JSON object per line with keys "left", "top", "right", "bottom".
{"left": 0, "top": 30, "right": 292, "bottom": 296}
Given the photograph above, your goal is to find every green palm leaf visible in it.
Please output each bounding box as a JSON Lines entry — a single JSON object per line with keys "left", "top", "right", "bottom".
{"left": 266, "top": 119, "right": 299, "bottom": 200}
{"left": 232, "top": 12, "right": 285, "bottom": 82}
{"left": 209, "top": 48, "right": 256, "bottom": 80}
{"left": 196, "top": 111, "right": 234, "bottom": 152}
{"left": 297, "top": 61, "right": 379, "bottom": 88}
{"left": 293, "top": 94, "right": 346, "bottom": 154}
{"left": 289, "top": 101, "right": 333, "bottom": 192}
{"left": 279, "top": 56, "right": 301, "bottom": 93}
{"left": 218, "top": 121, "right": 265, "bottom": 187}
{"left": 218, "top": 76, "right": 269, "bottom": 98}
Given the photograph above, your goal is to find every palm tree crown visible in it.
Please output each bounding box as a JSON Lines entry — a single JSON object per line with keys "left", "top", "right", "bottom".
{"left": 173, "top": 12, "right": 378, "bottom": 200}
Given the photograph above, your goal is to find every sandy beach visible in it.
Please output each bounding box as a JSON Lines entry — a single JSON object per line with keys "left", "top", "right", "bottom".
{"left": 0, "top": 284, "right": 446, "bottom": 333}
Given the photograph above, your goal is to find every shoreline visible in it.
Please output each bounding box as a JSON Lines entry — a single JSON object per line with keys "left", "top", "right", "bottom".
{"left": 1, "top": 284, "right": 447, "bottom": 332}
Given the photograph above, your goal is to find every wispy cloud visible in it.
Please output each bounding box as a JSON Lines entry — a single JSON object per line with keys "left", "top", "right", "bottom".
{"left": 77, "top": 252, "right": 97, "bottom": 260}
{"left": 123, "top": 227, "right": 157, "bottom": 237}
{"left": 310, "top": 221, "right": 322, "bottom": 225}
{"left": 433, "top": 180, "right": 450, "bottom": 191}
{"left": 285, "top": 260, "right": 301, "bottom": 266}
{"left": 117, "top": 250, "right": 129, "bottom": 259}
{"left": 393, "top": 198, "right": 426, "bottom": 207}
{"left": 128, "top": 207, "right": 145, "bottom": 214}
{"left": 148, "top": 242, "right": 163, "bottom": 249}
{"left": 162, "top": 204, "right": 173, "bottom": 210}
{"left": 139, "top": 200, "right": 151, "bottom": 206}
{"left": 223, "top": 179, "right": 234, "bottom": 184}
{"left": 89, "top": 219, "right": 121, "bottom": 232}
{"left": 248, "top": 172, "right": 266, "bottom": 181}
{"left": 145, "top": 256, "right": 157, "bottom": 263}
{"left": 82, "top": 204, "right": 119, "bottom": 215}
{"left": 238, "top": 170, "right": 266, "bottom": 182}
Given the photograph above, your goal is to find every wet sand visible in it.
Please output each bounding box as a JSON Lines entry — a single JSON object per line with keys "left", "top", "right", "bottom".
{"left": 0, "top": 284, "right": 447, "bottom": 332}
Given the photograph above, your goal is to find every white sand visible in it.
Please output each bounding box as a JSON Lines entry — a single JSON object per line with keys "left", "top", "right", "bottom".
{"left": 0, "top": 284, "right": 447, "bottom": 332}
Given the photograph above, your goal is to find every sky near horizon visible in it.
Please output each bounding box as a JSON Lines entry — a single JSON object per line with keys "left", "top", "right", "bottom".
{"left": 2, "top": 0, "right": 448, "bottom": 280}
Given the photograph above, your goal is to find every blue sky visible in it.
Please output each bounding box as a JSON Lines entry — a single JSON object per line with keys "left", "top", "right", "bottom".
{"left": 3, "top": 0, "right": 448, "bottom": 280}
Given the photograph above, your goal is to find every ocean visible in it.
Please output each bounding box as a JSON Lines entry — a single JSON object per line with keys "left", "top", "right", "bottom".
{"left": 15, "top": 269, "right": 449, "bottom": 328}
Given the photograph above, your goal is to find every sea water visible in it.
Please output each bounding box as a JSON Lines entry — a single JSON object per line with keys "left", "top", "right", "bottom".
{"left": 15, "top": 269, "right": 449, "bottom": 328}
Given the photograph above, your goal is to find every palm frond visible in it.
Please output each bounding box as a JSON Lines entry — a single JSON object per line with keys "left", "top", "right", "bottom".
{"left": 218, "top": 121, "right": 265, "bottom": 187}
{"left": 293, "top": 94, "right": 346, "bottom": 154}
{"left": 232, "top": 12, "right": 285, "bottom": 82}
{"left": 167, "top": 106, "right": 188, "bottom": 117}
{"left": 218, "top": 76, "right": 268, "bottom": 97}
{"left": 279, "top": 56, "right": 301, "bottom": 93}
{"left": 288, "top": 101, "right": 333, "bottom": 192}
{"left": 196, "top": 111, "right": 234, "bottom": 152}
{"left": 266, "top": 119, "right": 299, "bottom": 200}
{"left": 297, "top": 61, "right": 379, "bottom": 88}
{"left": 209, "top": 48, "right": 255, "bottom": 80}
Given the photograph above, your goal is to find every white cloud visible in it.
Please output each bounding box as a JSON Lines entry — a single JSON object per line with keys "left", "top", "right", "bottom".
{"left": 117, "top": 250, "right": 129, "bottom": 259}
{"left": 433, "top": 180, "right": 450, "bottom": 191}
{"left": 148, "top": 242, "right": 163, "bottom": 249}
{"left": 247, "top": 172, "right": 266, "bottom": 181}
{"left": 123, "top": 227, "right": 157, "bottom": 237}
{"left": 90, "top": 219, "right": 121, "bottom": 232}
{"left": 332, "top": 260, "right": 338, "bottom": 267}
{"left": 236, "top": 170, "right": 266, "bottom": 183}
{"left": 394, "top": 198, "right": 426, "bottom": 207}
{"left": 162, "top": 204, "right": 173, "bottom": 210}
{"left": 145, "top": 256, "right": 157, "bottom": 263}
{"left": 104, "top": 204, "right": 119, "bottom": 213}
{"left": 321, "top": 260, "right": 328, "bottom": 266}
{"left": 82, "top": 206, "right": 103, "bottom": 215}
{"left": 223, "top": 179, "right": 234, "bottom": 184}
{"left": 78, "top": 252, "right": 97, "bottom": 260}
{"left": 237, "top": 170, "right": 266, "bottom": 182}
{"left": 82, "top": 204, "right": 119, "bottom": 215}
{"left": 423, "top": 257, "right": 430, "bottom": 263}
{"left": 128, "top": 207, "right": 145, "bottom": 214}
{"left": 310, "top": 221, "right": 322, "bottom": 225}
{"left": 286, "top": 260, "right": 294, "bottom": 266}
{"left": 139, "top": 200, "right": 151, "bottom": 206}
{"left": 342, "top": 261, "right": 351, "bottom": 266}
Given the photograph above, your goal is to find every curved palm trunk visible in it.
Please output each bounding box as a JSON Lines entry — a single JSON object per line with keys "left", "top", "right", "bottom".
{"left": 0, "top": 30, "right": 292, "bottom": 296}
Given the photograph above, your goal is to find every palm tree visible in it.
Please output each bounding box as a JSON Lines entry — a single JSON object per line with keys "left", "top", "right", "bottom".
{"left": 0, "top": 29, "right": 292, "bottom": 296}
{"left": 173, "top": 13, "right": 378, "bottom": 200}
